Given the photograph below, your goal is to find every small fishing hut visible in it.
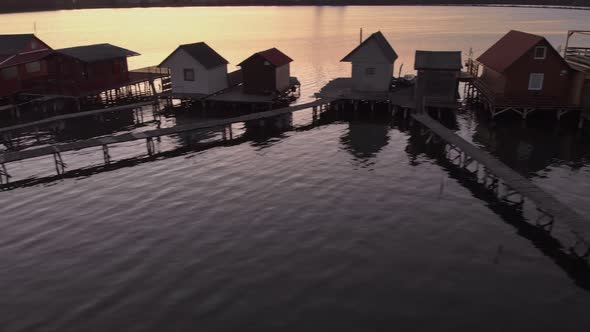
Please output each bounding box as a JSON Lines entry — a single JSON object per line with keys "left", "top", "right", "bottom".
{"left": 158, "top": 42, "right": 229, "bottom": 96}
{"left": 238, "top": 48, "right": 293, "bottom": 95}
{"left": 414, "top": 50, "right": 462, "bottom": 109}
{"left": 341, "top": 31, "right": 398, "bottom": 92}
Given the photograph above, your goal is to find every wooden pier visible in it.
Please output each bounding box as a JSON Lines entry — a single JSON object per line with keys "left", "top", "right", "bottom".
{"left": 0, "top": 99, "right": 331, "bottom": 181}
{"left": 0, "top": 101, "right": 155, "bottom": 135}
{"left": 411, "top": 111, "right": 590, "bottom": 260}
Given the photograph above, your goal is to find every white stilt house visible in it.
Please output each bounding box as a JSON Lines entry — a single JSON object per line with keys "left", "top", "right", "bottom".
{"left": 159, "top": 42, "right": 229, "bottom": 95}
{"left": 341, "top": 31, "right": 398, "bottom": 92}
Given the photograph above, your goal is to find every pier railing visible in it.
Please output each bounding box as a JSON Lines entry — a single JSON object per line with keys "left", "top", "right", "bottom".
{"left": 565, "top": 47, "right": 590, "bottom": 59}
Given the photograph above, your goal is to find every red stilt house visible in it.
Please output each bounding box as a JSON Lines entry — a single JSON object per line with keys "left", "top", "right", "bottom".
{"left": 54, "top": 44, "right": 140, "bottom": 95}
{"left": 477, "top": 30, "right": 574, "bottom": 106}
{"left": 0, "top": 34, "right": 53, "bottom": 97}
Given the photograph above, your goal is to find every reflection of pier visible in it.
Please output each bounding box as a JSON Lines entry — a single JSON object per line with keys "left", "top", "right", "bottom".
{"left": 0, "top": 99, "right": 331, "bottom": 183}
{"left": 411, "top": 111, "right": 589, "bottom": 262}
{"left": 406, "top": 123, "right": 590, "bottom": 290}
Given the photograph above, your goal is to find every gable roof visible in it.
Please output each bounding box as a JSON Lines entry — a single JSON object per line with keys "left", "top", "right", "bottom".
{"left": 0, "top": 50, "right": 55, "bottom": 69}
{"left": 0, "top": 34, "right": 38, "bottom": 55}
{"left": 341, "top": 31, "right": 398, "bottom": 63}
{"left": 477, "top": 30, "right": 546, "bottom": 73}
{"left": 160, "top": 42, "right": 228, "bottom": 69}
{"left": 238, "top": 48, "right": 293, "bottom": 67}
{"left": 57, "top": 43, "right": 139, "bottom": 63}
{"left": 415, "top": 51, "right": 462, "bottom": 70}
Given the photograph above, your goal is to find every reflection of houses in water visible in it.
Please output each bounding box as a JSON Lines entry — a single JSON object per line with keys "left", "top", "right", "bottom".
{"left": 471, "top": 119, "right": 588, "bottom": 174}
{"left": 340, "top": 121, "right": 389, "bottom": 167}
{"left": 243, "top": 114, "right": 293, "bottom": 148}
{"left": 50, "top": 111, "right": 137, "bottom": 142}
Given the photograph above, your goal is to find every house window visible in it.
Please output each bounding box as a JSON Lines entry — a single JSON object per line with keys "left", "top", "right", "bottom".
{"left": 184, "top": 68, "right": 195, "bottom": 81}
{"left": 366, "top": 67, "right": 376, "bottom": 75}
{"left": 25, "top": 61, "right": 41, "bottom": 73}
{"left": 528, "top": 73, "right": 544, "bottom": 91}
{"left": 534, "top": 46, "right": 547, "bottom": 59}
{"left": 1, "top": 66, "right": 18, "bottom": 80}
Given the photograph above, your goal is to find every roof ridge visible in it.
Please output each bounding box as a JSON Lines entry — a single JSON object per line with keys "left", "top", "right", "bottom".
{"left": 341, "top": 30, "right": 398, "bottom": 63}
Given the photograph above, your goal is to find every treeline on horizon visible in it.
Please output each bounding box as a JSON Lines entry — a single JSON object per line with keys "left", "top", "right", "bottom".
{"left": 0, "top": 0, "right": 588, "bottom": 13}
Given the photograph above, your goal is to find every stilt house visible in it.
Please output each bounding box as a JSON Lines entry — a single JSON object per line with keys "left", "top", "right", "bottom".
{"left": 477, "top": 30, "right": 575, "bottom": 105}
{"left": 55, "top": 44, "right": 139, "bottom": 94}
{"left": 341, "top": 31, "right": 398, "bottom": 92}
{"left": 238, "top": 48, "right": 293, "bottom": 95}
{"left": 414, "top": 50, "right": 462, "bottom": 107}
{"left": 159, "top": 42, "right": 229, "bottom": 95}
{"left": 0, "top": 34, "right": 53, "bottom": 97}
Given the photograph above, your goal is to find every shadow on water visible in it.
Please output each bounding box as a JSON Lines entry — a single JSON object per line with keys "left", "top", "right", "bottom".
{"left": 333, "top": 102, "right": 393, "bottom": 168}
{"left": 403, "top": 112, "right": 590, "bottom": 292}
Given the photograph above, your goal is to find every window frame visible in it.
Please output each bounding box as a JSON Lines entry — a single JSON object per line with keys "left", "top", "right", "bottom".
{"left": 528, "top": 73, "right": 544, "bottom": 91}
{"left": 365, "top": 67, "right": 376, "bottom": 76}
{"left": 184, "top": 68, "right": 195, "bottom": 82}
{"left": 534, "top": 46, "right": 547, "bottom": 60}
{"left": 25, "top": 61, "right": 41, "bottom": 73}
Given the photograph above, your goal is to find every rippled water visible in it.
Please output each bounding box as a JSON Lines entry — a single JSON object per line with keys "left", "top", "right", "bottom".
{"left": 2, "top": 6, "right": 590, "bottom": 332}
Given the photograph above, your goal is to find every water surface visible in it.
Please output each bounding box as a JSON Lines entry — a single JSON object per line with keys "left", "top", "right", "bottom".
{"left": 1, "top": 6, "right": 590, "bottom": 332}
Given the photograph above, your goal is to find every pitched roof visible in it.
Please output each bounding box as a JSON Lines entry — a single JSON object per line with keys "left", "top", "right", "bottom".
{"left": 341, "top": 31, "right": 398, "bottom": 63}
{"left": 415, "top": 51, "right": 462, "bottom": 70}
{"left": 160, "top": 42, "right": 228, "bottom": 69}
{"left": 0, "top": 34, "right": 37, "bottom": 55}
{"left": 477, "top": 30, "right": 545, "bottom": 73}
{"left": 0, "top": 50, "right": 54, "bottom": 69}
{"left": 56, "top": 43, "right": 139, "bottom": 63}
{"left": 238, "top": 48, "right": 293, "bottom": 67}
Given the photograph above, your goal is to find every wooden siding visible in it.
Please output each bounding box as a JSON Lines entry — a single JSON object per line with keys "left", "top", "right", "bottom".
{"left": 160, "top": 49, "right": 228, "bottom": 95}
{"left": 503, "top": 39, "right": 572, "bottom": 102}
{"left": 479, "top": 67, "right": 506, "bottom": 94}
{"left": 241, "top": 55, "right": 280, "bottom": 94}
{"left": 345, "top": 37, "right": 395, "bottom": 92}
{"left": 416, "top": 70, "right": 459, "bottom": 103}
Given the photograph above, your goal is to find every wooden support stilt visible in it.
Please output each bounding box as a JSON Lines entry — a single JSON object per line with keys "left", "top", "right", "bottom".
{"left": 102, "top": 145, "right": 111, "bottom": 164}
{"left": 0, "top": 163, "right": 10, "bottom": 185}
{"left": 53, "top": 151, "right": 66, "bottom": 175}
{"left": 146, "top": 137, "right": 155, "bottom": 156}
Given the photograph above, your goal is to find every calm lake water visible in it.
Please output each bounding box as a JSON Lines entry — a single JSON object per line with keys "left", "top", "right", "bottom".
{"left": 2, "top": 6, "right": 590, "bottom": 332}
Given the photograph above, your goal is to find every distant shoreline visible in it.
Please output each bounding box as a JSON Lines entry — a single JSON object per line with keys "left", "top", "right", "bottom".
{"left": 0, "top": 3, "right": 589, "bottom": 15}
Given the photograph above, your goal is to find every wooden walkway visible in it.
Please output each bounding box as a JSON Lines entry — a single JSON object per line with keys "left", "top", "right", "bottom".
{"left": 411, "top": 112, "right": 590, "bottom": 251}
{"left": 0, "top": 99, "right": 331, "bottom": 165}
{"left": 0, "top": 101, "right": 155, "bottom": 134}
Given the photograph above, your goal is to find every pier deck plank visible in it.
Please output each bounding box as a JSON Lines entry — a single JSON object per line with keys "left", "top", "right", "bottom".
{"left": 411, "top": 112, "right": 589, "bottom": 242}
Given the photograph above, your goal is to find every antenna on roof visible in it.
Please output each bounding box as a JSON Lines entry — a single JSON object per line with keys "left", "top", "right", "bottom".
{"left": 360, "top": 28, "right": 363, "bottom": 45}
{"left": 33, "top": 21, "right": 37, "bottom": 34}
